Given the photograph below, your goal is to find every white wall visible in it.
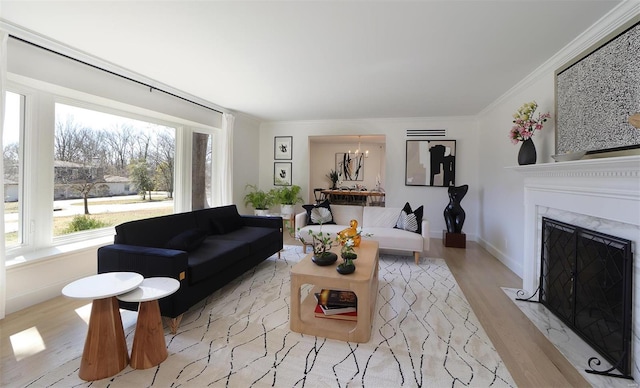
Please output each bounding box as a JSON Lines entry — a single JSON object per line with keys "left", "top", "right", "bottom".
{"left": 232, "top": 112, "right": 262, "bottom": 214}
{"left": 476, "top": 3, "right": 638, "bottom": 278}
{"left": 259, "top": 117, "right": 480, "bottom": 240}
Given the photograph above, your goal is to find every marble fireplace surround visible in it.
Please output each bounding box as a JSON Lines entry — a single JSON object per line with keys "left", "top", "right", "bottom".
{"left": 512, "top": 155, "right": 640, "bottom": 378}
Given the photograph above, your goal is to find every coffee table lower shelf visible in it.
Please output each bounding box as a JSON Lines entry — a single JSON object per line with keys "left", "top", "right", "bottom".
{"left": 289, "top": 240, "right": 379, "bottom": 344}
{"left": 291, "top": 286, "right": 375, "bottom": 343}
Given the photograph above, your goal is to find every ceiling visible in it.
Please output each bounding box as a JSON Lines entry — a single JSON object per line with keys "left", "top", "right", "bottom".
{"left": 1, "top": 1, "right": 621, "bottom": 122}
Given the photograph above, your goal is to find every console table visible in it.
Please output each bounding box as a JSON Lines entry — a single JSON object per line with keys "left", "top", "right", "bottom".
{"left": 321, "top": 189, "right": 385, "bottom": 206}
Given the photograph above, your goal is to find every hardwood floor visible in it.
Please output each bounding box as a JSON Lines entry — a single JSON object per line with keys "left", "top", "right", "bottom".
{"left": 435, "top": 241, "right": 590, "bottom": 387}
{"left": 0, "top": 238, "right": 589, "bottom": 387}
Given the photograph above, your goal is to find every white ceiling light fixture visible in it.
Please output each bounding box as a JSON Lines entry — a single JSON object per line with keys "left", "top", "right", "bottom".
{"left": 349, "top": 136, "right": 369, "bottom": 158}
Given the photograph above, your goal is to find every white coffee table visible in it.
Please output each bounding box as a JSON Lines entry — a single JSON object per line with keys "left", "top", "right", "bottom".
{"left": 62, "top": 272, "right": 143, "bottom": 381}
{"left": 117, "top": 277, "right": 180, "bottom": 369}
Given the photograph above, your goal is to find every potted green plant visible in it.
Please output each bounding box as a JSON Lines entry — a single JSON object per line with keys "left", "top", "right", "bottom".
{"left": 275, "top": 185, "right": 303, "bottom": 216}
{"left": 298, "top": 226, "right": 338, "bottom": 266}
{"left": 243, "top": 184, "right": 275, "bottom": 216}
{"left": 326, "top": 169, "right": 339, "bottom": 190}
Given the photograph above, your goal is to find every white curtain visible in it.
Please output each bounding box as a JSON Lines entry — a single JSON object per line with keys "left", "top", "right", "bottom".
{"left": 218, "top": 112, "right": 234, "bottom": 206}
{"left": 0, "top": 30, "right": 8, "bottom": 319}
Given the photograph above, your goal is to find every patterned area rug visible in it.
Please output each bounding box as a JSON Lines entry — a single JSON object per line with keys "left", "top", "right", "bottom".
{"left": 22, "top": 246, "right": 514, "bottom": 387}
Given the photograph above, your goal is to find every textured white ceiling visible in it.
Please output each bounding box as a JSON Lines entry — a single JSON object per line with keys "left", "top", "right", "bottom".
{"left": 1, "top": 1, "right": 621, "bottom": 121}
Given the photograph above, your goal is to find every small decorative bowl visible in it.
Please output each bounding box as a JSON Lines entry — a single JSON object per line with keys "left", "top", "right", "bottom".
{"left": 551, "top": 151, "right": 587, "bottom": 162}
{"left": 312, "top": 252, "right": 338, "bottom": 266}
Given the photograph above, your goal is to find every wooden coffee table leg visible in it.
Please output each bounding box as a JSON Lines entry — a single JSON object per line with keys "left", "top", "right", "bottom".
{"left": 349, "top": 283, "right": 372, "bottom": 343}
{"left": 289, "top": 276, "right": 303, "bottom": 333}
{"left": 79, "top": 297, "right": 128, "bottom": 381}
{"left": 130, "top": 299, "right": 168, "bottom": 369}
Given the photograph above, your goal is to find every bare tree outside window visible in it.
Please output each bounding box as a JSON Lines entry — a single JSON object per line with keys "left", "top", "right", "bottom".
{"left": 192, "top": 132, "right": 210, "bottom": 210}
{"left": 52, "top": 104, "right": 175, "bottom": 236}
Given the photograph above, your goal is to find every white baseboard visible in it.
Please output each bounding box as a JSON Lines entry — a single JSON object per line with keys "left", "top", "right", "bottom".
{"left": 476, "top": 236, "right": 523, "bottom": 280}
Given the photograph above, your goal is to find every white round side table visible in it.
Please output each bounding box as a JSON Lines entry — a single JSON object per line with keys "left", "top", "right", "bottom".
{"left": 117, "top": 277, "right": 180, "bottom": 369}
{"left": 62, "top": 272, "right": 143, "bottom": 381}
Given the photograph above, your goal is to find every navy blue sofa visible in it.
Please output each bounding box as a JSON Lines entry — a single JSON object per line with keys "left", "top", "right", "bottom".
{"left": 97, "top": 205, "right": 282, "bottom": 332}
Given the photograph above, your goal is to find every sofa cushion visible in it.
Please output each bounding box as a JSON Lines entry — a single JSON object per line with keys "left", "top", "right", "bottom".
{"left": 363, "top": 206, "right": 402, "bottom": 228}
{"left": 298, "top": 224, "right": 344, "bottom": 245}
{"left": 209, "top": 226, "right": 281, "bottom": 254}
{"left": 395, "top": 202, "right": 423, "bottom": 234}
{"left": 192, "top": 205, "right": 245, "bottom": 235}
{"left": 165, "top": 228, "right": 208, "bottom": 252}
{"left": 210, "top": 215, "right": 244, "bottom": 234}
{"left": 329, "top": 204, "right": 364, "bottom": 226}
{"left": 114, "top": 212, "right": 197, "bottom": 247}
{"left": 187, "top": 238, "right": 251, "bottom": 284}
{"left": 362, "top": 227, "right": 424, "bottom": 252}
{"left": 302, "top": 200, "right": 335, "bottom": 225}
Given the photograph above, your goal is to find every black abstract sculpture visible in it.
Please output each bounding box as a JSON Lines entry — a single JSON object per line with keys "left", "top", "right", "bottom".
{"left": 444, "top": 185, "right": 468, "bottom": 234}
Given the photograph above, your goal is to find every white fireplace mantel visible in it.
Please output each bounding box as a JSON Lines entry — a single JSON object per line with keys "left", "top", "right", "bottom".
{"left": 509, "top": 155, "right": 640, "bottom": 178}
{"left": 509, "top": 155, "right": 640, "bottom": 379}
{"left": 508, "top": 155, "right": 640, "bottom": 292}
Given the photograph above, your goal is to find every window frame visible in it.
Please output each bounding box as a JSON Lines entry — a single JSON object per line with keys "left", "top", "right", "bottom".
{"left": 3, "top": 90, "right": 26, "bottom": 249}
{"left": 4, "top": 77, "right": 221, "bottom": 264}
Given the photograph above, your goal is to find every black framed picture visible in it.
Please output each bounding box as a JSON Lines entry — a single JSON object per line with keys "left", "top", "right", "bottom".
{"left": 274, "top": 162, "right": 292, "bottom": 186}
{"left": 405, "top": 140, "right": 456, "bottom": 187}
{"left": 274, "top": 136, "right": 293, "bottom": 160}
{"left": 335, "top": 152, "right": 364, "bottom": 181}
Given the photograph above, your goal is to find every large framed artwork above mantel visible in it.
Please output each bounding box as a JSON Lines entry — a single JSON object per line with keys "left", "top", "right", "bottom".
{"left": 555, "top": 17, "right": 640, "bottom": 156}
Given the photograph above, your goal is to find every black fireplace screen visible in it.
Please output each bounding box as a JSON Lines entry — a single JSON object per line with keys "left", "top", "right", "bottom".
{"left": 541, "top": 217, "right": 633, "bottom": 377}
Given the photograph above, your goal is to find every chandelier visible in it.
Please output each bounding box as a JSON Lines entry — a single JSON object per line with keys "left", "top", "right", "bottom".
{"left": 348, "top": 136, "right": 369, "bottom": 158}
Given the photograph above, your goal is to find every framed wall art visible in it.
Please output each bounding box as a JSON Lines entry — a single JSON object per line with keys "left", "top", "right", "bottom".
{"left": 405, "top": 140, "right": 456, "bottom": 187}
{"left": 274, "top": 162, "right": 292, "bottom": 186}
{"left": 555, "top": 18, "right": 640, "bottom": 155}
{"left": 335, "top": 152, "right": 364, "bottom": 181}
{"left": 274, "top": 136, "right": 293, "bottom": 160}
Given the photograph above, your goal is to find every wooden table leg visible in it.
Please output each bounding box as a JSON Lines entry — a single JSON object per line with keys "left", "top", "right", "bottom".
{"left": 79, "top": 297, "right": 128, "bottom": 381}
{"left": 289, "top": 276, "right": 302, "bottom": 333}
{"left": 349, "top": 282, "right": 372, "bottom": 343}
{"left": 130, "top": 299, "right": 168, "bottom": 369}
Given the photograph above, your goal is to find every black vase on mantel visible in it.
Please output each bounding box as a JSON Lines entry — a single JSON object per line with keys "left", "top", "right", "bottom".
{"left": 518, "top": 138, "right": 537, "bottom": 165}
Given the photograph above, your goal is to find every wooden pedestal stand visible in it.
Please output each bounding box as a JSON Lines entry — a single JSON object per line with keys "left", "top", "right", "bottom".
{"left": 118, "top": 277, "right": 180, "bottom": 369}
{"left": 443, "top": 230, "right": 466, "bottom": 248}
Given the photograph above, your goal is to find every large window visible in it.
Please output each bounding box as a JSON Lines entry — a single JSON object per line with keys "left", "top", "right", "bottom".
{"left": 3, "top": 92, "right": 24, "bottom": 247}
{"left": 4, "top": 37, "right": 224, "bottom": 263}
{"left": 3, "top": 88, "right": 220, "bottom": 263}
{"left": 53, "top": 103, "right": 175, "bottom": 237}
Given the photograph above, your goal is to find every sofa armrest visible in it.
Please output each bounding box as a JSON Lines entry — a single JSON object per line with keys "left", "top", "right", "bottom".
{"left": 97, "top": 244, "right": 189, "bottom": 281}
{"left": 295, "top": 211, "right": 308, "bottom": 230}
{"left": 421, "top": 219, "right": 430, "bottom": 252}
{"left": 242, "top": 215, "right": 283, "bottom": 229}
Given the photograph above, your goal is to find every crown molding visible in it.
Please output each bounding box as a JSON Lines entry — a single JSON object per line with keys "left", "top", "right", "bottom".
{"left": 480, "top": 1, "right": 640, "bottom": 116}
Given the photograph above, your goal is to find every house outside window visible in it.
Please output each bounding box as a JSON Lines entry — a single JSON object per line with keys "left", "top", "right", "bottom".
{"left": 52, "top": 103, "right": 175, "bottom": 237}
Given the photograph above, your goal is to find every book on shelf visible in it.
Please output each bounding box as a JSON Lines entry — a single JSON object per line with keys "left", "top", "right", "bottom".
{"left": 314, "top": 303, "right": 357, "bottom": 321}
{"left": 318, "top": 303, "right": 357, "bottom": 315}
{"left": 313, "top": 292, "right": 358, "bottom": 313}
{"left": 316, "top": 289, "right": 357, "bottom": 308}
